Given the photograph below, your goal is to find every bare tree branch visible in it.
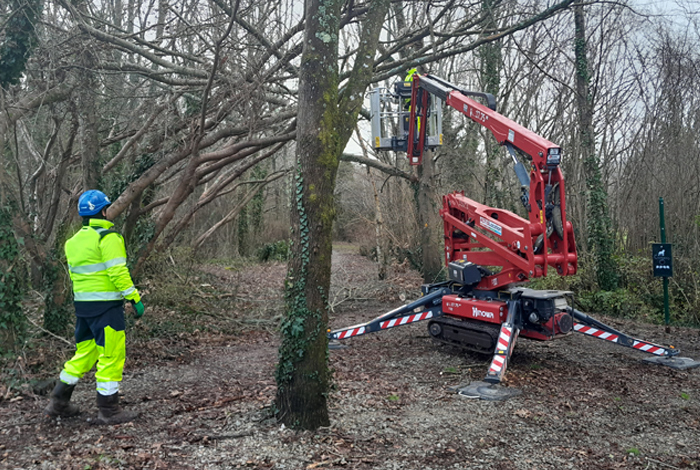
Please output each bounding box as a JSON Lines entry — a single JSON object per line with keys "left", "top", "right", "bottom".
{"left": 341, "top": 153, "right": 417, "bottom": 183}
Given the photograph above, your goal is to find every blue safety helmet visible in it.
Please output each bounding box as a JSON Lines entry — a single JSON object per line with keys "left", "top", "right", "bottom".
{"left": 78, "top": 190, "right": 112, "bottom": 217}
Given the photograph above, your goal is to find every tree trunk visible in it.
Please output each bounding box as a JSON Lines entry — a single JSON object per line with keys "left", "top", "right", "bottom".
{"left": 1, "top": 125, "right": 71, "bottom": 336}
{"left": 415, "top": 154, "right": 442, "bottom": 283}
{"left": 574, "top": 2, "right": 618, "bottom": 291}
{"left": 275, "top": 0, "right": 390, "bottom": 429}
{"left": 275, "top": 0, "right": 342, "bottom": 430}
{"left": 0, "top": 204, "right": 24, "bottom": 353}
{"left": 355, "top": 124, "right": 389, "bottom": 280}
{"left": 370, "top": 170, "right": 388, "bottom": 280}
{"left": 77, "top": 45, "right": 101, "bottom": 191}
{"left": 27, "top": 213, "right": 73, "bottom": 335}
{"left": 480, "top": 0, "right": 504, "bottom": 209}
{"left": 237, "top": 203, "right": 249, "bottom": 256}
{"left": 133, "top": 153, "right": 199, "bottom": 274}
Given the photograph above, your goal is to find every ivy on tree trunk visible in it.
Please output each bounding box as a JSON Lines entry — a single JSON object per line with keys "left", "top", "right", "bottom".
{"left": 275, "top": 0, "right": 390, "bottom": 429}
{"left": 480, "top": 0, "right": 505, "bottom": 210}
{"left": 0, "top": 0, "right": 41, "bottom": 88}
{"left": 275, "top": 0, "right": 342, "bottom": 430}
{"left": 574, "top": 2, "right": 618, "bottom": 291}
{"left": 0, "top": 203, "right": 25, "bottom": 353}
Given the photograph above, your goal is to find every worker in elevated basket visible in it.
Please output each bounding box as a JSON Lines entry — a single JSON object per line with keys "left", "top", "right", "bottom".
{"left": 404, "top": 67, "right": 420, "bottom": 132}
{"left": 44, "top": 190, "right": 144, "bottom": 424}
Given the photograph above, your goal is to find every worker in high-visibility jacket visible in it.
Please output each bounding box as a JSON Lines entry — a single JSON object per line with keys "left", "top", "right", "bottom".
{"left": 44, "top": 190, "right": 145, "bottom": 424}
{"left": 404, "top": 68, "right": 418, "bottom": 110}
{"left": 404, "top": 68, "right": 420, "bottom": 132}
{"left": 405, "top": 68, "right": 418, "bottom": 86}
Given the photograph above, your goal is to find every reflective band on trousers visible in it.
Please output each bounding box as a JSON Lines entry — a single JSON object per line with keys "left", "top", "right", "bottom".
{"left": 74, "top": 286, "right": 135, "bottom": 301}
{"left": 69, "top": 257, "right": 126, "bottom": 274}
{"left": 96, "top": 381, "right": 120, "bottom": 396}
{"left": 60, "top": 370, "right": 80, "bottom": 385}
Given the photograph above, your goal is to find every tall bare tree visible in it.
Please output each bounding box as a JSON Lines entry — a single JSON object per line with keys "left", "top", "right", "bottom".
{"left": 574, "top": 2, "right": 618, "bottom": 290}
{"left": 480, "top": 0, "right": 505, "bottom": 209}
{"left": 276, "top": 0, "right": 391, "bottom": 430}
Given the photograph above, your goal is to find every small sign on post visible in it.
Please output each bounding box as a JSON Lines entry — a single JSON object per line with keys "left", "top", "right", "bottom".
{"left": 657, "top": 197, "right": 672, "bottom": 332}
{"left": 652, "top": 243, "right": 673, "bottom": 278}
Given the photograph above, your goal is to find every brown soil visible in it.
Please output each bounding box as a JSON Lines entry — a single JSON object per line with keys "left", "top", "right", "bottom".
{"left": 1, "top": 246, "right": 699, "bottom": 470}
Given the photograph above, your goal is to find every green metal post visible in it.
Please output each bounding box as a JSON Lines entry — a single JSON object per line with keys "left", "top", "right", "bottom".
{"left": 659, "top": 197, "right": 670, "bottom": 331}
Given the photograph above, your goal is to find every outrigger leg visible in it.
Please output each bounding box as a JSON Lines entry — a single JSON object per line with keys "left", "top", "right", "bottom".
{"left": 327, "top": 287, "right": 450, "bottom": 347}
{"left": 455, "top": 300, "right": 524, "bottom": 401}
{"left": 570, "top": 308, "right": 700, "bottom": 370}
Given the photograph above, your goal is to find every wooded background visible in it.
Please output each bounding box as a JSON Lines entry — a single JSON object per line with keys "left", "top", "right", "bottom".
{"left": 1, "top": 0, "right": 699, "bottom": 426}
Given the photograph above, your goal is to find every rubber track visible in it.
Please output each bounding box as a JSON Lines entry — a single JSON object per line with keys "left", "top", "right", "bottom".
{"left": 428, "top": 316, "right": 501, "bottom": 354}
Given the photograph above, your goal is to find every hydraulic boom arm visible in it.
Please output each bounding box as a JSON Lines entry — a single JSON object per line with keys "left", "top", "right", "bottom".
{"left": 407, "top": 74, "right": 577, "bottom": 289}
{"left": 327, "top": 76, "right": 699, "bottom": 398}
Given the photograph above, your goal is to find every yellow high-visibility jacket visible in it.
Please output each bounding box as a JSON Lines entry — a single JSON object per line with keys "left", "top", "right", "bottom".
{"left": 65, "top": 219, "right": 140, "bottom": 304}
{"left": 404, "top": 68, "right": 418, "bottom": 109}
{"left": 405, "top": 68, "right": 418, "bottom": 82}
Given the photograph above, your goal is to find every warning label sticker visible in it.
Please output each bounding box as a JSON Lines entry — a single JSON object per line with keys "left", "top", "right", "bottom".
{"left": 480, "top": 217, "right": 503, "bottom": 236}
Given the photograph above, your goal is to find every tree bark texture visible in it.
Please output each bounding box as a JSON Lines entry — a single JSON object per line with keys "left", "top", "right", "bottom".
{"left": 574, "top": 3, "right": 618, "bottom": 290}
{"left": 275, "top": 0, "right": 343, "bottom": 430}
{"left": 77, "top": 46, "right": 101, "bottom": 191}
{"left": 415, "top": 156, "right": 442, "bottom": 283}
{"left": 275, "top": 0, "right": 390, "bottom": 429}
{"left": 371, "top": 169, "right": 388, "bottom": 280}
{"left": 480, "top": 0, "right": 505, "bottom": 209}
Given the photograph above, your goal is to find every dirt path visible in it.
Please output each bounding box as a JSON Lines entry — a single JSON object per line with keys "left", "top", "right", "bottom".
{"left": 1, "top": 247, "right": 699, "bottom": 470}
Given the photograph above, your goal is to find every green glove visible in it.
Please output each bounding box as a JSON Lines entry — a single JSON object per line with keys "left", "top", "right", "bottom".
{"left": 132, "top": 300, "right": 145, "bottom": 318}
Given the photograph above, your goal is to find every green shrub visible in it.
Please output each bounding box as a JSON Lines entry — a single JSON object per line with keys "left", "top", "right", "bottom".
{"left": 531, "top": 252, "right": 700, "bottom": 326}
{"left": 256, "top": 240, "right": 291, "bottom": 262}
{"left": 0, "top": 205, "right": 25, "bottom": 353}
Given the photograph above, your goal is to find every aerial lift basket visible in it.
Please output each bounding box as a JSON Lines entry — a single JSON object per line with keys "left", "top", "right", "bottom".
{"left": 369, "top": 81, "right": 443, "bottom": 159}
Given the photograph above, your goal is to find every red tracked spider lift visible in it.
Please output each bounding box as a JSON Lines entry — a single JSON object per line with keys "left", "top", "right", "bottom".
{"left": 330, "top": 74, "right": 699, "bottom": 400}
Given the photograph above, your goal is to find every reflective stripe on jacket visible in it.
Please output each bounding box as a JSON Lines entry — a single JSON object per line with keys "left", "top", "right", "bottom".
{"left": 65, "top": 219, "right": 140, "bottom": 303}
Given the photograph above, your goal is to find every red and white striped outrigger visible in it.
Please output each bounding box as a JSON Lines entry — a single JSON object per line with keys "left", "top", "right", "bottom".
{"left": 570, "top": 309, "right": 678, "bottom": 356}
{"left": 333, "top": 74, "right": 700, "bottom": 401}
{"left": 328, "top": 285, "right": 698, "bottom": 398}
{"left": 483, "top": 300, "right": 522, "bottom": 384}
{"left": 328, "top": 287, "right": 449, "bottom": 342}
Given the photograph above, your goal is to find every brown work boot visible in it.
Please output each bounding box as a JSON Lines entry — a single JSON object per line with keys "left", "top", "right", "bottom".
{"left": 95, "top": 392, "right": 138, "bottom": 425}
{"left": 44, "top": 381, "right": 81, "bottom": 418}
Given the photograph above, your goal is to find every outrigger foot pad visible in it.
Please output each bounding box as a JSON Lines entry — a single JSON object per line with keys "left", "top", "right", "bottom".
{"left": 452, "top": 381, "right": 522, "bottom": 401}
{"left": 643, "top": 356, "right": 700, "bottom": 370}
